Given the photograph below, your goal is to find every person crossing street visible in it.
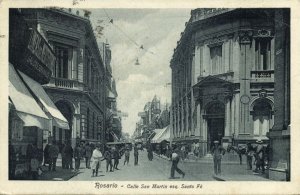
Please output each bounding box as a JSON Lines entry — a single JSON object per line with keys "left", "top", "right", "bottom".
{"left": 169, "top": 147, "right": 185, "bottom": 179}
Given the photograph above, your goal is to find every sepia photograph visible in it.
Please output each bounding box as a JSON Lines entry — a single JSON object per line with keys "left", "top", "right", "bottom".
{"left": 1, "top": 1, "right": 299, "bottom": 194}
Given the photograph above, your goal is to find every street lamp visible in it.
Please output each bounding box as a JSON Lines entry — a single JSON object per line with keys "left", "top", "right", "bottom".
{"left": 135, "top": 58, "right": 140, "bottom": 65}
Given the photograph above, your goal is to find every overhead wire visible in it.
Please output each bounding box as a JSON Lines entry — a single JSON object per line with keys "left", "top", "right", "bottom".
{"left": 102, "top": 8, "right": 155, "bottom": 55}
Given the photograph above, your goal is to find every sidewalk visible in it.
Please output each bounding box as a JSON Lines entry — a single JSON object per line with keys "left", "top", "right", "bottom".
{"left": 39, "top": 158, "right": 80, "bottom": 181}
{"left": 213, "top": 171, "right": 270, "bottom": 181}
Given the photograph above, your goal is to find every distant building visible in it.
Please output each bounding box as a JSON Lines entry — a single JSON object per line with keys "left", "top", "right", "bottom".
{"left": 170, "top": 9, "right": 282, "bottom": 156}
{"left": 134, "top": 95, "right": 170, "bottom": 142}
{"left": 21, "top": 8, "right": 107, "bottom": 147}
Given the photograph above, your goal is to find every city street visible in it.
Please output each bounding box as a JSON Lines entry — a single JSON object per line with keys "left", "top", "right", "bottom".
{"left": 70, "top": 150, "right": 216, "bottom": 181}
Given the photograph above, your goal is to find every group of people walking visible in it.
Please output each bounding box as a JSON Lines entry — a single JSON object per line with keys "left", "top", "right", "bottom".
{"left": 89, "top": 143, "right": 140, "bottom": 177}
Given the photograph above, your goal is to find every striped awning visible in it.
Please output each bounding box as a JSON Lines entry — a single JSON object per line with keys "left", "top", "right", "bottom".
{"left": 9, "top": 63, "right": 49, "bottom": 129}
{"left": 19, "top": 71, "right": 69, "bottom": 129}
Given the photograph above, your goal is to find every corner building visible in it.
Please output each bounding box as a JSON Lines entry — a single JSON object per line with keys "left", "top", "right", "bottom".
{"left": 21, "top": 9, "right": 107, "bottom": 147}
{"left": 170, "top": 9, "right": 277, "bottom": 156}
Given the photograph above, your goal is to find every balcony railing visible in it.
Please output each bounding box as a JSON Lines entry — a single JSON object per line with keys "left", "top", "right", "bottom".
{"left": 197, "top": 71, "right": 234, "bottom": 82}
{"left": 251, "top": 70, "right": 274, "bottom": 82}
{"left": 45, "top": 77, "right": 84, "bottom": 90}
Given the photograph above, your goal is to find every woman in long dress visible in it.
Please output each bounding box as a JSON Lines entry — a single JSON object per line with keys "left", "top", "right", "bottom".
{"left": 90, "top": 144, "right": 103, "bottom": 177}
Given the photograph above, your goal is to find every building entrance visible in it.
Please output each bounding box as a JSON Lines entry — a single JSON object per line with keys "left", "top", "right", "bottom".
{"left": 205, "top": 102, "right": 225, "bottom": 151}
{"left": 207, "top": 118, "right": 224, "bottom": 150}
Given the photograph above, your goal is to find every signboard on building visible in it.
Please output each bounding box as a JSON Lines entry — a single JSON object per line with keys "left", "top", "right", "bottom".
{"left": 9, "top": 11, "right": 55, "bottom": 84}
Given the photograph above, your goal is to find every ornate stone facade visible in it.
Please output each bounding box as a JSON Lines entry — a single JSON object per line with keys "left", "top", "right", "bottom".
{"left": 170, "top": 9, "right": 278, "bottom": 156}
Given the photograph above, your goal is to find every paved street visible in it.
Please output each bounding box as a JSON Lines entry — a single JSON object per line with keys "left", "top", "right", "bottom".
{"left": 70, "top": 150, "right": 216, "bottom": 181}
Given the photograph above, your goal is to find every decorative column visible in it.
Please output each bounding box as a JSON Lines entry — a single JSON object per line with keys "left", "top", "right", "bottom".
{"left": 238, "top": 30, "right": 253, "bottom": 135}
{"left": 231, "top": 94, "right": 235, "bottom": 137}
{"left": 224, "top": 97, "right": 231, "bottom": 137}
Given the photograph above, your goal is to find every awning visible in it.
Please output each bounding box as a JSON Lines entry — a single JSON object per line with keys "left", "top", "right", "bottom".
{"left": 110, "top": 131, "right": 120, "bottom": 142}
{"left": 107, "top": 88, "right": 116, "bottom": 99}
{"left": 18, "top": 71, "right": 69, "bottom": 129}
{"left": 157, "top": 126, "right": 170, "bottom": 143}
{"left": 151, "top": 128, "right": 166, "bottom": 143}
{"left": 9, "top": 63, "right": 49, "bottom": 129}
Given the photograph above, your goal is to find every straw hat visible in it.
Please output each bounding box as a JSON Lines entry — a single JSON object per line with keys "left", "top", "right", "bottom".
{"left": 213, "top": 140, "right": 219, "bottom": 144}
{"left": 256, "top": 139, "right": 263, "bottom": 144}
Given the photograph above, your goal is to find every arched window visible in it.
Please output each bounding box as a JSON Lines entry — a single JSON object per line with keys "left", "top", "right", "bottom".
{"left": 252, "top": 100, "right": 273, "bottom": 136}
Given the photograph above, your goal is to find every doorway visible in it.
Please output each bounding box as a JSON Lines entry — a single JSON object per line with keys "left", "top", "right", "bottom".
{"left": 207, "top": 118, "right": 224, "bottom": 150}
{"left": 205, "top": 102, "right": 225, "bottom": 151}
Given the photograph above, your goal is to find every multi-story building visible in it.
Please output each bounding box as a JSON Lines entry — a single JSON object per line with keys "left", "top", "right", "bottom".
{"left": 21, "top": 8, "right": 107, "bottom": 147}
{"left": 170, "top": 8, "right": 279, "bottom": 156}
{"left": 99, "top": 41, "right": 122, "bottom": 142}
{"left": 9, "top": 9, "right": 69, "bottom": 178}
{"left": 268, "top": 9, "right": 290, "bottom": 181}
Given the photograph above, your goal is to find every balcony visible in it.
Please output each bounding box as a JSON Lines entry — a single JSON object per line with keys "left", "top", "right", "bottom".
{"left": 9, "top": 10, "right": 55, "bottom": 84}
{"left": 45, "top": 77, "right": 84, "bottom": 90}
{"left": 250, "top": 70, "right": 274, "bottom": 83}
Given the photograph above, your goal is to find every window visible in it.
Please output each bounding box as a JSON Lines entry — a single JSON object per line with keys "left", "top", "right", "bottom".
{"left": 255, "top": 39, "right": 271, "bottom": 70}
{"left": 53, "top": 44, "right": 77, "bottom": 79}
{"left": 210, "top": 45, "right": 222, "bottom": 74}
{"left": 252, "top": 100, "right": 273, "bottom": 136}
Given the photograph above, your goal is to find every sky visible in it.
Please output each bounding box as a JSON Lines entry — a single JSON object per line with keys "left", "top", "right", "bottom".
{"left": 88, "top": 9, "right": 191, "bottom": 136}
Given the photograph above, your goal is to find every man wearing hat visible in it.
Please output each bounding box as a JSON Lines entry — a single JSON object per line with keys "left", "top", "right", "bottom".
{"left": 169, "top": 147, "right": 185, "bottom": 179}
{"left": 211, "top": 140, "right": 226, "bottom": 175}
{"left": 254, "top": 139, "right": 265, "bottom": 174}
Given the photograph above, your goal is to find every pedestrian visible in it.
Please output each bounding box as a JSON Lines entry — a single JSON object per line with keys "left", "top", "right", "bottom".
{"left": 134, "top": 144, "right": 139, "bottom": 166}
{"left": 30, "top": 143, "right": 39, "bottom": 180}
{"left": 169, "top": 147, "right": 185, "bottom": 179}
{"left": 84, "top": 143, "right": 92, "bottom": 169}
{"left": 254, "top": 139, "right": 265, "bottom": 174}
{"left": 147, "top": 144, "right": 153, "bottom": 161}
{"left": 180, "top": 145, "right": 186, "bottom": 161}
{"left": 211, "top": 140, "right": 226, "bottom": 175}
{"left": 26, "top": 143, "right": 33, "bottom": 176}
{"left": 112, "top": 146, "right": 120, "bottom": 170}
{"left": 91, "top": 144, "right": 104, "bottom": 177}
{"left": 74, "top": 143, "right": 82, "bottom": 171}
{"left": 43, "top": 143, "right": 50, "bottom": 167}
{"left": 48, "top": 141, "right": 59, "bottom": 171}
{"left": 246, "top": 142, "right": 254, "bottom": 170}
{"left": 9, "top": 142, "right": 16, "bottom": 179}
{"left": 124, "top": 147, "right": 130, "bottom": 165}
{"left": 63, "top": 142, "right": 73, "bottom": 169}
{"left": 61, "top": 143, "right": 66, "bottom": 169}
{"left": 104, "top": 145, "right": 113, "bottom": 172}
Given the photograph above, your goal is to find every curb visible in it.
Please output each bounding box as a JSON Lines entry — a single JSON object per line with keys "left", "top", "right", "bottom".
{"left": 212, "top": 174, "right": 226, "bottom": 181}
